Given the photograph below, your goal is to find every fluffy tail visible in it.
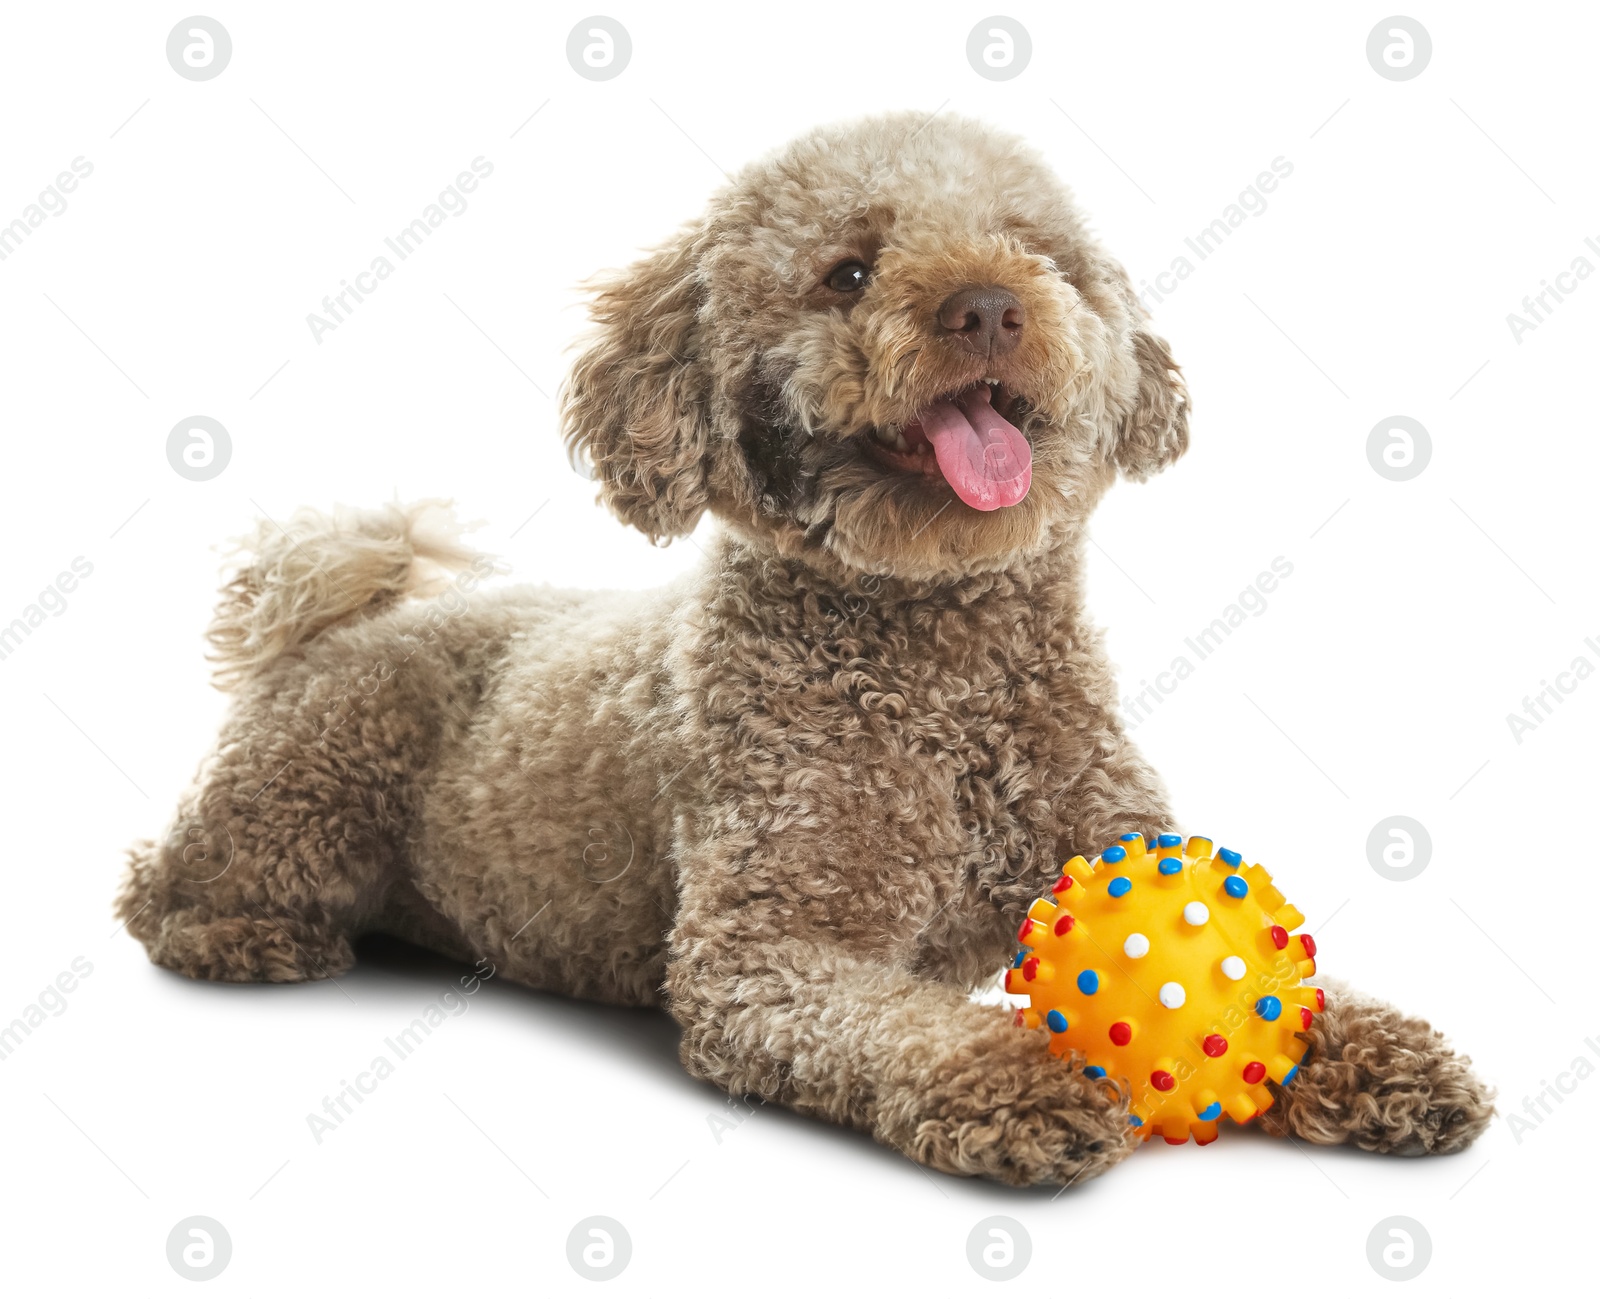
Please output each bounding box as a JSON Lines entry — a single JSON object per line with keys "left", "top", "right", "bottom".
{"left": 206, "top": 500, "right": 487, "bottom": 690}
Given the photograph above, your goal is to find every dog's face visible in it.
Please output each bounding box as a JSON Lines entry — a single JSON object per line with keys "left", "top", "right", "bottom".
{"left": 563, "top": 114, "right": 1188, "bottom": 581}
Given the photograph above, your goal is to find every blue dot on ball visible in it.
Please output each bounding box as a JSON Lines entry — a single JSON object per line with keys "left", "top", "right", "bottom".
{"left": 1224, "top": 875, "right": 1249, "bottom": 898}
{"left": 1108, "top": 876, "right": 1132, "bottom": 898}
{"left": 1012, "top": 951, "right": 1027, "bottom": 967}
{"left": 1046, "top": 1009, "right": 1069, "bottom": 1033}
{"left": 1077, "top": 969, "right": 1100, "bottom": 995}
{"left": 1084, "top": 1065, "right": 1106, "bottom": 1079}
{"left": 1128, "top": 1115, "right": 1144, "bottom": 1127}
{"left": 1198, "top": 1102, "right": 1222, "bottom": 1121}
{"left": 1219, "top": 847, "right": 1242, "bottom": 867}
{"left": 1119, "top": 832, "right": 1141, "bottom": 843}
{"left": 1281, "top": 1064, "right": 1299, "bottom": 1087}
{"left": 1158, "top": 833, "right": 1183, "bottom": 848}
{"left": 1158, "top": 857, "right": 1182, "bottom": 875}
{"left": 1102, "top": 845, "right": 1127, "bottom": 864}
{"left": 1256, "top": 995, "right": 1282, "bottom": 1021}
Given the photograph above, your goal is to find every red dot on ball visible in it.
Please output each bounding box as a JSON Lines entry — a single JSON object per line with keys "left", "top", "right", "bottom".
{"left": 1315, "top": 988, "right": 1326, "bottom": 1011}
{"left": 1013, "top": 1009, "right": 1026, "bottom": 1027}
{"left": 1110, "top": 1021, "right": 1133, "bottom": 1046}
{"left": 1203, "top": 1034, "right": 1228, "bottom": 1057}
{"left": 1054, "top": 914, "right": 1076, "bottom": 936}
{"left": 1300, "top": 1007, "right": 1313, "bottom": 1029}
{"left": 1270, "top": 925, "right": 1288, "bottom": 950}
{"left": 1243, "top": 1061, "right": 1266, "bottom": 1084}
{"left": 1300, "top": 933, "right": 1317, "bottom": 958}
{"left": 1022, "top": 957, "right": 1040, "bottom": 980}
{"left": 1151, "top": 1070, "right": 1175, "bottom": 1091}
{"left": 1052, "top": 875, "right": 1075, "bottom": 895}
{"left": 1017, "top": 919, "right": 1034, "bottom": 942}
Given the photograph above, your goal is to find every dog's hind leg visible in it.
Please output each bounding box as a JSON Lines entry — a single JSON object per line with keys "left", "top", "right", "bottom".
{"left": 117, "top": 500, "right": 484, "bottom": 982}
{"left": 116, "top": 720, "right": 395, "bottom": 983}
{"left": 117, "top": 854, "right": 356, "bottom": 985}
{"left": 116, "top": 663, "right": 436, "bottom": 984}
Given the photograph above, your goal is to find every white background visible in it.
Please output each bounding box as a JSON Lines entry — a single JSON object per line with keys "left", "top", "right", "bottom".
{"left": 0, "top": 1, "right": 1592, "bottom": 1292}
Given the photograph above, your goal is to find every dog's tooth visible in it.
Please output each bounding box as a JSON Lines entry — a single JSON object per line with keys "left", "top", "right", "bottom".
{"left": 868, "top": 425, "right": 913, "bottom": 453}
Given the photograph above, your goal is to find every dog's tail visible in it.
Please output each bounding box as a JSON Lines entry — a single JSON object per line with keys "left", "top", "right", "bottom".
{"left": 206, "top": 500, "right": 486, "bottom": 690}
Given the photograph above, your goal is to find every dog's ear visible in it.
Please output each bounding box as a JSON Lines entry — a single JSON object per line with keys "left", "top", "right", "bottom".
{"left": 1086, "top": 257, "right": 1190, "bottom": 480}
{"left": 1113, "top": 325, "right": 1190, "bottom": 481}
{"left": 562, "top": 225, "right": 711, "bottom": 542}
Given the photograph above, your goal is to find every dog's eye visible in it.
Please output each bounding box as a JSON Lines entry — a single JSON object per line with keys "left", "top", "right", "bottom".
{"left": 825, "top": 260, "right": 871, "bottom": 293}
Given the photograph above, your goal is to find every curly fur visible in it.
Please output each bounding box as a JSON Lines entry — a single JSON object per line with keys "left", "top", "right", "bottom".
{"left": 1261, "top": 978, "right": 1495, "bottom": 1154}
{"left": 206, "top": 500, "right": 484, "bottom": 689}
{"left": 117, "top": 114, "right": 1490, "bottom": 1185}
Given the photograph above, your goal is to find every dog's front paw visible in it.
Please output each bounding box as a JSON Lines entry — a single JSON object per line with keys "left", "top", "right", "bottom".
{"left": 1262, "top": 981, "right": 1495, "bottom": 1155}
{"left": 894, "top": 1023, "right": 1138, "bottom": 1187}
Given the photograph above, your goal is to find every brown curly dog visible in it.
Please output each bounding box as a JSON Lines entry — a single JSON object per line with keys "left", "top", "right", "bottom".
{"left": 117, "top": 113, "right": 1492, "bottom": 1185}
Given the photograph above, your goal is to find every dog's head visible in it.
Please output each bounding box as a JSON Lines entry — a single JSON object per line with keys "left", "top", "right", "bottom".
{"left": 562, "top": 113, "right": 1187, "bottom": 580}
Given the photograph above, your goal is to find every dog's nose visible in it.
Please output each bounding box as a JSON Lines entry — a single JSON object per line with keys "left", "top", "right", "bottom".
{"left": 937, "top": 285, "right": 1024, "bottom": 357}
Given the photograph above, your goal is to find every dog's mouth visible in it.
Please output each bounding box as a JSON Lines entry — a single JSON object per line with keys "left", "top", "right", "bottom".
{"left": 859, "top": 379, "right": 1032, "bottom": 511}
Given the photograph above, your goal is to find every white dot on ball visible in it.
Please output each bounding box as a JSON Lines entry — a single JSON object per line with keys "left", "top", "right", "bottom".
{"left": 1158, "top": 981, "right": 1186, "bottom": 1009}
{"left": 1123, "top": 932, "right": 1150, "bottom": 958}
{"left": 1183, "top": 902, "right": 1210, "bottom": 926}
{"left": 1221, "top": 956, "right": 1246, "bottom": 981}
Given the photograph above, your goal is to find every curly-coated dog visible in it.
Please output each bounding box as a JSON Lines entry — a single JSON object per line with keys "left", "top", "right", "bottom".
{"left": 118, "top": 113, "right": 1492, "bottom": 1185}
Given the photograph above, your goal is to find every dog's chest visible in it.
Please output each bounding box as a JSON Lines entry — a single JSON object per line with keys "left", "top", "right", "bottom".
{"left": 767, "top": 609, "right": 1090, "bottom": 867}
{"left": 885, "top": 657, "right": 1073, "bottom": 851}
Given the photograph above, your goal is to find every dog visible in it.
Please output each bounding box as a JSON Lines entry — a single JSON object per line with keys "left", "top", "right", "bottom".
{"left": 118, "top": 113, "right": 1492, "bottom": 1185}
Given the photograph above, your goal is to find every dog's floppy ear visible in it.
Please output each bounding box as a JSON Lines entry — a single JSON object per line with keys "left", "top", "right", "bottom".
{"left": 1089, "top": 258, "right": 1190, "bottom": 480}
{"left": 1114, "top": 324, "right": 1190, "bottom": 481}
{"left": 561, "top": 224, "right": 711, "bottom": 542}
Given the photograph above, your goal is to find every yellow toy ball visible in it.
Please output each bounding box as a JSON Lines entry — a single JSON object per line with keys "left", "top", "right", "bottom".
{"left": 1004, "top": 832, "right": 1321, "bottom": 1145}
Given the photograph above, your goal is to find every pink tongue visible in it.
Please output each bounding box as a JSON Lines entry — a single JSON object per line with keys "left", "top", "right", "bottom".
{"left": 917, "top": 386, "right": 1032, "bottom": 510}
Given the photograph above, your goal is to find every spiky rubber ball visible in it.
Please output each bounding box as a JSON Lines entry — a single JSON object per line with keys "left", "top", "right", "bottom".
{"left": 1005, "top": 833, "right": 1321, "bottom": 1145}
